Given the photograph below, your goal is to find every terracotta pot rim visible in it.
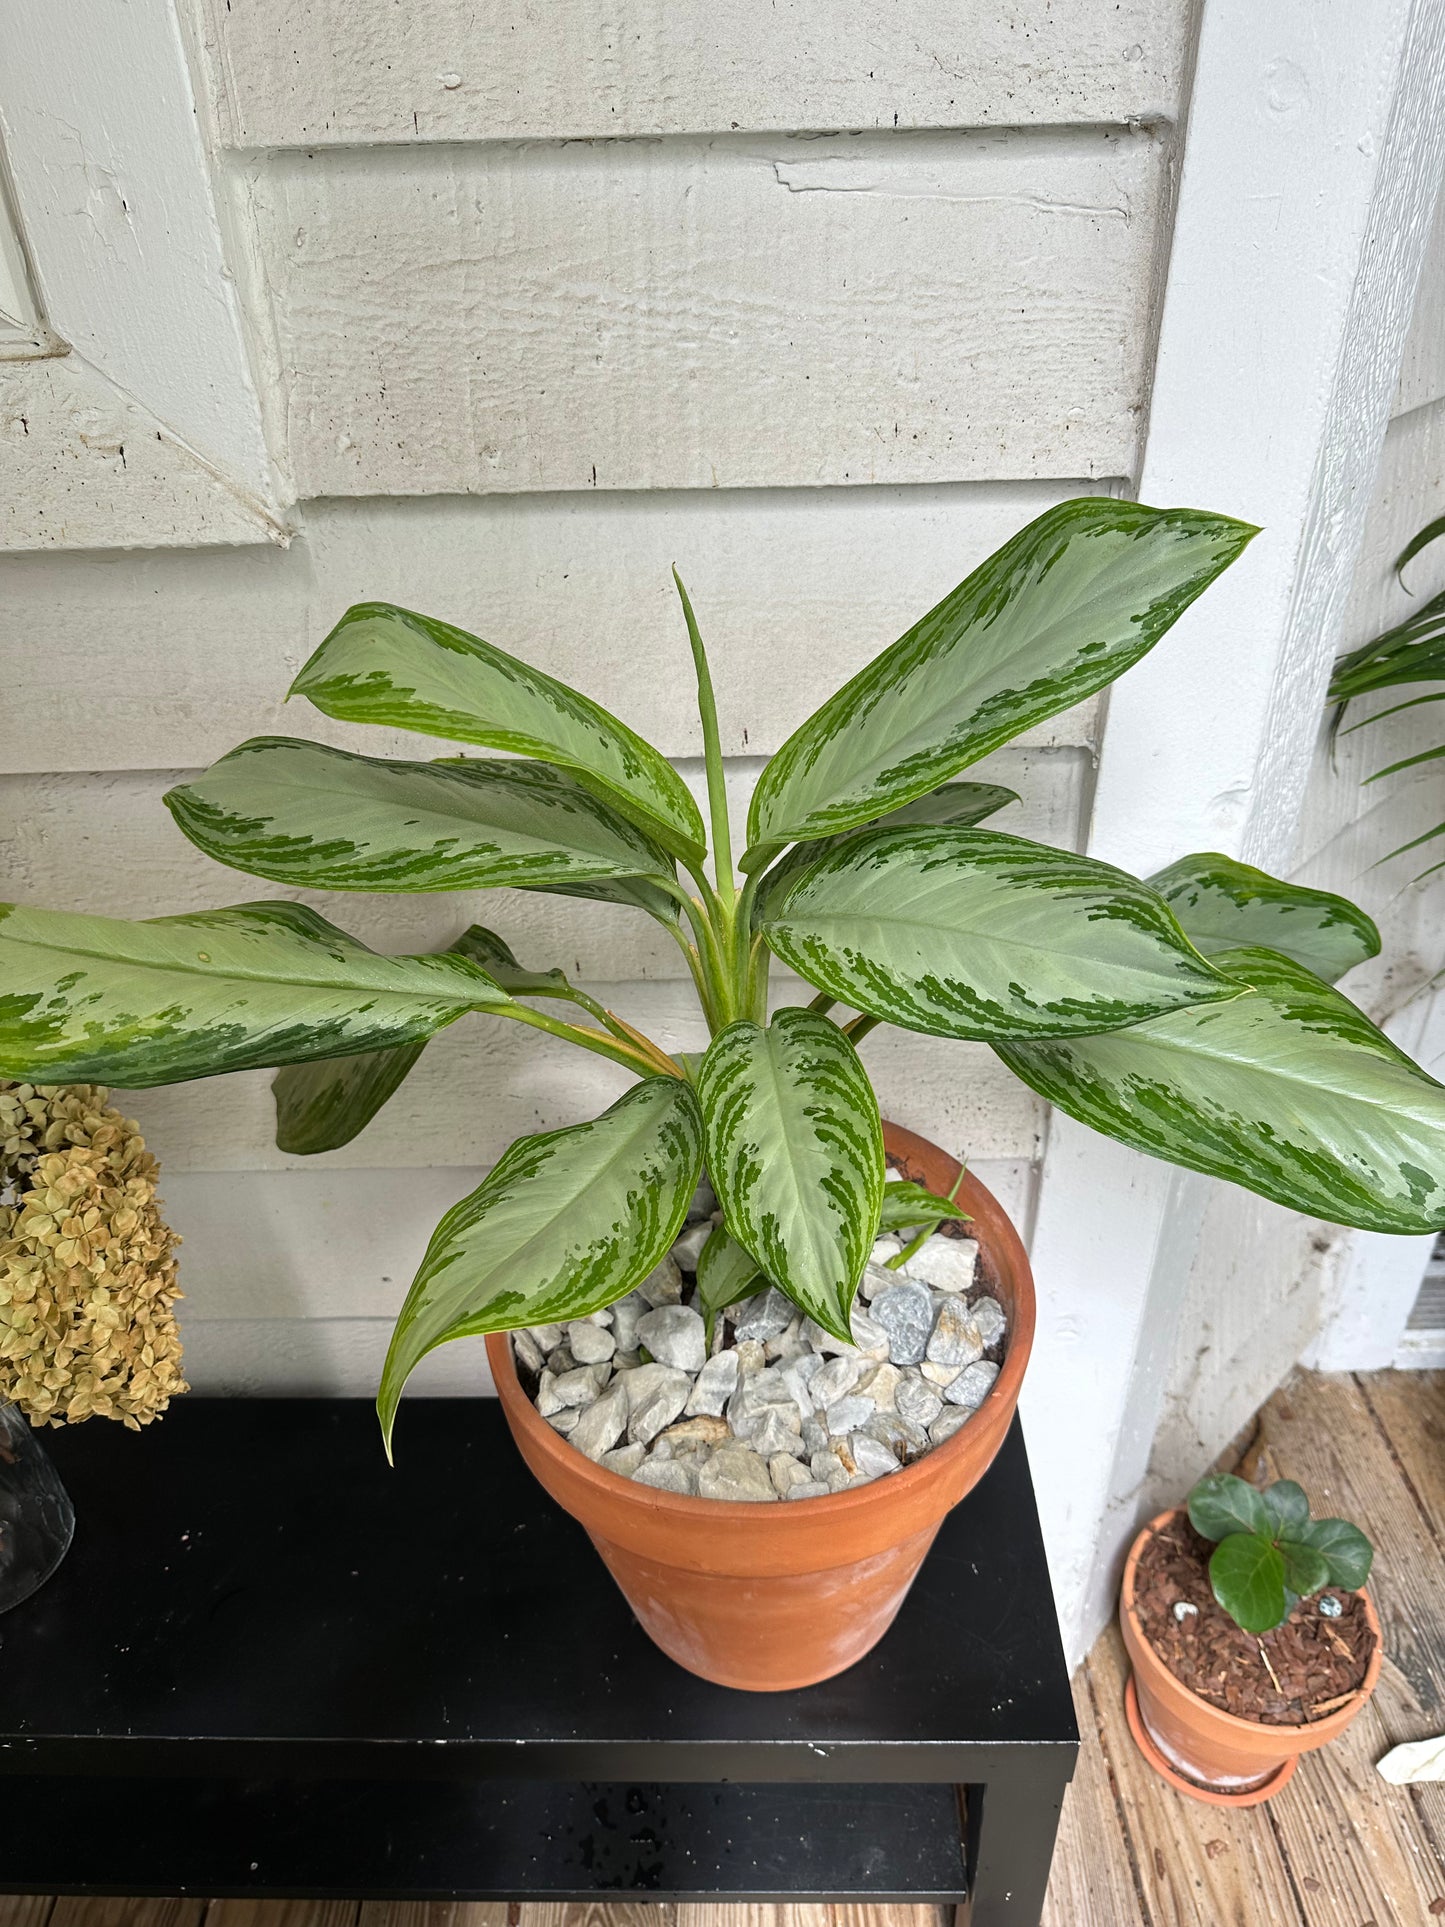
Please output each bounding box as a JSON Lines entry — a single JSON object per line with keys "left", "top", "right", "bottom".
{"left": 489, "top": 1124, "right": 1034, "bottom": 1526}
{"left": 1122, "top": 1506, "right": 1383, "bottom": 1737}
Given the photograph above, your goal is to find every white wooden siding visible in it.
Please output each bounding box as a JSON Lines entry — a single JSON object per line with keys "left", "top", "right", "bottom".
{"left": 0, "top": 481, "right": 1107, "bottom": 773}
{"left": 1395, "top": 173, "right": 1445, "bottom": 419}
{"left": 251, "top": 129, "right": 1163, "bottom": 498}
{"left": 199, "top": 0, "right": 1189, "bottom": 148}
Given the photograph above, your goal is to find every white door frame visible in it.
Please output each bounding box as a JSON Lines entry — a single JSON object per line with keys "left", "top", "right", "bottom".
{"left": 1020, "top": 0, "right": 1445, "bottom": 1668}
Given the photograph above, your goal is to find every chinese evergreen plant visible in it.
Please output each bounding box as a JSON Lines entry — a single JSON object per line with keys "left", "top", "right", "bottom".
{"left": 1186, "top": 1473, "right": 1373, "bottom": 1634}
{"left": 2, "top": 500, "right": 1445, "bottom": 1454}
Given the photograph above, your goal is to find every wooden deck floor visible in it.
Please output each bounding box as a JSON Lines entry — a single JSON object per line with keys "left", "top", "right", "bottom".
{"left": 2, "top": 1371, "right": 1441, "bottom": 1927}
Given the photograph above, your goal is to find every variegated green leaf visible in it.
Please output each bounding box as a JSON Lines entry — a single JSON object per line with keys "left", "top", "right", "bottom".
{"left": 867, "top": 782, "right": 1020, "bottom": 832}
{"left": 878, "top": 1179, "right": 971, "bottom": 1230}
{"left": 166, "top": 738, "right": 676, "bottom": 894}
{"left": 1147, "top": 852, "right": 1380, "bottom": 984}
{"left": 746, "top": 499, "right": 1256, "bottom": 854}
{"left": 291, "top": 602, "right": 706, "bottom": 863}
{"left": 0, "top": 901, "right": 509, "bottom": 1089}
{"left": 697, "top": 1009, "right": 884, "bottom": 1341}
{"left": 694, "top": 1224, "right": 766, "bottom": 1327}
{"left": 524, "top": 874, "right": 681, "bottom": 925}
{"left": 762, "top": 827, "right": 1234, "bottom": 1041}
{"left": 378, "top": 1077, "right": 703, "bottom": 1452}
{"left": 273, "top": 924, "right": 592, "bottom": 1154}
{"left": 996, "top": 946, "right": 1445, "bottom": 1234}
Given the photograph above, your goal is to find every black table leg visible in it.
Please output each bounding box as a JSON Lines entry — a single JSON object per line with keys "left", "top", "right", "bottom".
{"left": 958, "top": 1767, "right": 1071, "bottom": 1927}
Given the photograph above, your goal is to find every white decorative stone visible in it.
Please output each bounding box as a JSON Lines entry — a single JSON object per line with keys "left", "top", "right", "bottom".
{"left": 566, "top": 1319, "right": 617, "bottom": 1366}
{"left": 856, "top": 1360, "right": 901, "bottom": 1411}
{"left": 782, "top": 1352, "right": 825, "bottom": 1417}
{"left": 685, "top": 1347, "right": 740, "bottom": 1417}
{"left": 869, "top": 1236, "right": 904, "bottom": 1268}
{"left": 529, "top": 1323, "right": 563, "bottom": 1352}
{"left": 810, "top": 1446, "right": 847, "bottom": 1486}
{"left": 699, "top": 1444, "right": 778, "bottom": 1502}
{"left": 765, "top": 1319, "right": 810, "bottom": 1363}
{"left": 623, "top": 1362, "right": 691, "bottom": 1443}
{"left": 896, "top": 1373, "right": 944, "bottom": 1427}
{"left": 862, "top": 1410, "right": 931, "bottom": 1463}
{"left": 554, "top": 1362, "right": 610, "bottom": 1408}
{"left": 784, "top": 1479, "right": 832, "bottom": 1502}
{"left": 810, "top": 1354, "right": 863, "bottom": 1408}
{"left": 633, "top": 1457, "right": 700, "bottom": 1496}
{"left": 685, "top": 1179, "right": 717, "bottom": 1224}
{"left": 858, "top": 1261, "right": 897, "bottom": 1302}
{"left": 739, "top": 1407, "right": 806, "bottom": 1458}
{"left": 608, "top": 1291, "right": 650, "bottom": 1353}
{"left": 733, "top": 1338, "right": 767, "bottom": 1375}
{"left": 826, "top": 1395, "right": 875, "bottom": 1436}
{"left": 929, "top": 1407, "right": 972, "bottom": 1445}
{"left": 534, "top": 1368, "right": 564, "bottom": 1417}
{"left": 733, "top": 1285, "right": 795, "bottom": 1342}
{"left": 971, "top": 1295, "right": 1008, "bottom": 1349}
{"left": 870, "top": 1279, "right": 934, "bottom": 1365}
{"left": 801, "top": 1316, "right": 858, "bottom": 1356}
{"left": 512, "top": 1329, "right": 546, "bottom": 1375}
{"left": 848, "top": 1307, "right": 891, "bottom": 1358}
{"left": 670, "top": 1221, "right": 711, "bottom": 1272}
{"left": 849, "top": 1434, "right": 903, "bottom": 1481}
{"left": 770, "top": 1454, "right": 815, "bottom": 1496}
{"left": 658, "top": 1414, "right": 731, "bottom": 1450}
{"left": 636, "top": 1303, "right": 707, "bottom": 1373}
{"left": 903, "top": 1233, "right": 979, "bottom": 1295}
{"left": 545, "top": 1343, "right": 577, "bottom": 1375}
{"left": 801, "top": 1415, "right": 830, "bottom": 1456}
{"left": 569, "top": 1379, "right": 629, "bottom": 1460}
{"left": 921, "top": 1360, "right": 963, "bottom": 1387}
{"left": 926, "top": 1297, "right": 985, "bottom": 1369}
{"left": 546, "top": 1407, "right": 581, "bottom": 1435}
{"left": 597, "top": 1442, "right": 646, "bottom": 1477}
{"left": 637, "top": 1254, "right": 683, "bottom": 1307}
{"left": 945, "top": 1359, "right": 1000, "bottom": 1410}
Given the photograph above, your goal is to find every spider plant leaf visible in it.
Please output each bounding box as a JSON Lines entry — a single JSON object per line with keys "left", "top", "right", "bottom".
{"left": 272, "top": 923, "right": 572, "bottom": 1155}
{"left": 1147, "top": 852, "right": 1380, "bottom": 983}
{"left": 0, "top": 901, "right": 509, "bottom": 1088}
{"left": 761, "top": 827, "right": 1234, "bottom": 1041}
{"left": 166, "top": 738, "right": 677, "bottom": 893}
{"left": 1395, "top": 512, "right": 1445, "bottom": 586}
{"left": 996, "top": 946, "right": 1445, "bottom": 1234}
{"left": 291, "top": 601, "right": 706, "bottom": 863}
{"left": 378, "top": 1076, "right": 704, "bottom": 1453}
{"left": 745, "top": 498, "right": 1256, "bottom": 854}
{"left": 698, "top": 1009, "right": 884, "bottom": 1342}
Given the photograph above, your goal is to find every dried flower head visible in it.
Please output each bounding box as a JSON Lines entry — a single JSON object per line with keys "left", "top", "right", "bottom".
{"left": 0, "top": 1082, "right": 186, "bottom": 1430}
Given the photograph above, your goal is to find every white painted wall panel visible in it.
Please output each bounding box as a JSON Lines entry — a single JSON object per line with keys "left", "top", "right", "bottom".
{"left": 1395, "top": 174, "right": 1445, "bottom": 419}
{"left": 0, "top": 483, "right": 1108, "bottom": 773}
{"left": 251, "top": 130, "right": 1162, "bottom": 498}
{"left": 198, "top": 0, "right": 1189, "bottom": 148}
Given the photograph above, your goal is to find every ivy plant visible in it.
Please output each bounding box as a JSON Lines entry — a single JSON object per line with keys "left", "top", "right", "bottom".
{"left": 1186, "top": 1473, "right": 1374, "bottom": 1634}
{"left": 3, "top": 498, "right": 1445, "bottom": 1455}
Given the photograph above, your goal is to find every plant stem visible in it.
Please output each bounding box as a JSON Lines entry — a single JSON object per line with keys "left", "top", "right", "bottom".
{"left": 498, "top": 1002, "right": 665, "bottom": 1079}
{"left": 807, "top": 989, "right": 838, "bottom": 1017}
{"left": 886, "top": 1164, "right": 969, "bottom": 1269}
{"left": 674, "top": 569, "right": 736, "bottom": 912}
{"left": 843, "top": 1012, "right": 881, "bottom": 1044}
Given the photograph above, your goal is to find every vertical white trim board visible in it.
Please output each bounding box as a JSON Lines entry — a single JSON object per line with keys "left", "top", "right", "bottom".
{"left": 1019, "top": 0, "right": 1445, "bottom": 1669}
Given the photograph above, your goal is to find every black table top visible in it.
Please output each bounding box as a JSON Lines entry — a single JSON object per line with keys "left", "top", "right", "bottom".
{"left": 0, "top": 1398, "right": 1076, "bottom": 1783}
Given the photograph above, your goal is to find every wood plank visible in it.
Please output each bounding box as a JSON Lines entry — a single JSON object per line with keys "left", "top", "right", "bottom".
{"left": 1252, "top": 1370, "right": 1445, "bottom": 1924}
{"left": 1083, "top": 1624, "right": 1306, "bottom": 1926}
{"left": 360, "top": 1905, "right": 509, "bottom": 1927}
{"left": 1355, "top": 1368, "right": 1445, "bottom": 1539}
{"left": 206, "top": 1908, "right": 358, "bottom": 1927}
{"left": 1396, "top": 175, "right": 1445, "bottom": 419}
{"left": 199, "top": 0, "right": 1189, "bottom": 148}
{"left": 521, "top": 1906, "right": 672, "bottom": 1927}
{"left": 1040, "top": 1669, "right": 1149, "bottom": 1927}
{"left": 253, "top": 130, "right": 1161, "bottom": 498}
{"left": 50, "top": 1906, "right": 203, "bottom": 1927}
{"left": 0, "top": 483, "right": 1106, "bottom": 775}
{"left": 0, "top": 357, "right": 279, "bottom": 554}
{"left": 0, "top": 1902, "right": 53, "bottom": 1927}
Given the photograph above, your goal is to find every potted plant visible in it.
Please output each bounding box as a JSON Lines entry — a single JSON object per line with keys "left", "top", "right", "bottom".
{"left": 0, "top": 1079, "right": 185, "bottom": 1609}
{"left": 1, "top": 497, "right": 1442, "bottom": 1687}
{"left": 1121, "top": 1473, "right": 1380, "bottom": 1804}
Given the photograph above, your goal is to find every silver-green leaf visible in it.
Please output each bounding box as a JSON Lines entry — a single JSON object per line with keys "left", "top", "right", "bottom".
{"left": 1147, "top": 852, "right": 1380, "bottom": 984}
{"left": 697, "top": 1009, "right": 884, "bottom": 1341}
{"left": 996, "top": 946, "right": 1445, "bottom": 1234}
{"left": 0, "top": 901, "right": 509, "bottom": 1088}
{"left": 762, "top": 827, "right": 1235, "bottom": 1041}
{"left": 291, "top": 602, "right": 706, "bottom": 863}
{"left": 746, "top": 499, "right": 1256, "bottom": 853}
{"left": 378, "top": 1077, "right": 703, "bottom": 1452}
{"left": 694, "top": 1224, "right": 766, "bottom": 1328}
{"left": 166, "top": 738, "right": 676, "bottom": 894}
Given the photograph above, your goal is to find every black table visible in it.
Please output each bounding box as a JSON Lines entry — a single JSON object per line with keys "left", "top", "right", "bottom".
{"left": 0, "top": 1400, "right": 1077, "bottom": 1926}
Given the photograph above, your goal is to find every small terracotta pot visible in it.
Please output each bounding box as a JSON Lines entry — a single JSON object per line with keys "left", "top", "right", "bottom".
{"left": 487, "top": 1121, "right": 1035, "bottom": 1691}
{"left": 1120, "top": 1508, "right": 1382, "bottom": 1805}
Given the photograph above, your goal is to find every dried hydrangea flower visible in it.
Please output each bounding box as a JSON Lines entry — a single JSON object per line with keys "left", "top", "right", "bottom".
{"left": 0, "top": 1082, "right": 186, "bottom": 1430}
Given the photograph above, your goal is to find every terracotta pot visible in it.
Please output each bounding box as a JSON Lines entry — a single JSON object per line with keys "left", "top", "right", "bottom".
{"left": 1120, "top": 1508, "right": 1382, "bottom": 1806}
{"left": 486, "top": 1121, "right": 1035, "bottom": 1691}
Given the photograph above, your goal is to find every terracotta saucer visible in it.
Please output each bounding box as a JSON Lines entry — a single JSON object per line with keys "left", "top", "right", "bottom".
{"left": 1124, "top": 1674, "right": 1299, "bottom": 1808}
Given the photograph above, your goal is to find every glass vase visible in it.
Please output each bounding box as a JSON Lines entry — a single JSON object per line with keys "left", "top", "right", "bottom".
{"left": 0, "top": 1401, "right": 75, "bottom": 1612}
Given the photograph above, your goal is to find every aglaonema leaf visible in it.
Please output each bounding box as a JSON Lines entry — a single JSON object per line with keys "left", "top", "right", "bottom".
{"left": 697, "top": 1009, "right": 884, "bottom": 1342}
{"left": 746, "top": 498, "right": 1256, "bottom": 855}
{"left": 166, "top": 738, "right": 677, "bottom": 894}
{"left": 0, "top": 901, "right": 509, "bottom": 1088}
{"left": 378, "top": 1077, "right": 703, "bottom": 1453}
{"left": 694, "top": 1223, "right": 766, "bottom": 1333}
{"left": 1147, "top": 852, "right": 1380, "bottom": 984}
{"left": 291, "top": 601, "right": 706, "bottom": 864}
{"left": 272, "top": 923, "right": 572, "bottom": 1155}
{"left": 878, "top": 1178, "right": 972, "bottom": 1230}
{"left": 1209, "top": 1533, "right": 1289, "bottom": 1634}
{"left": 996, "top": 947, "right": 1445, "bottom": 1234}
{"left": 1300, "top": 1517, "right": 1374, "bottom": 1590}
{"left": 1188, "top": 1472, "right": 1273, "bottom": 1542}
{"left": 761, "top": 827, "right": 1234, "bottom": 1041}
